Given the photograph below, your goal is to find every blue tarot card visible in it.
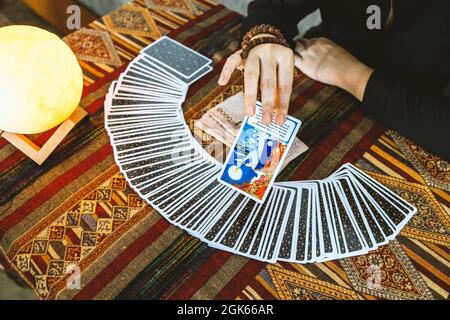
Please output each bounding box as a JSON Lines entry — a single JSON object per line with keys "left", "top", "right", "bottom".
{"left": 218, "top": 102, "right": 302, "bottom": 203}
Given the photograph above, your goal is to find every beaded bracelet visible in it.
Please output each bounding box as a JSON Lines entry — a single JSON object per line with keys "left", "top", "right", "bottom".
{"left": 241, "top": 36, "right": 289, "bottom": 59}
{"left": 243, "top": 24, "right": 284, "bottom": 42}
{"left": 240, "top": 24, "right": 289, "bottom": 59}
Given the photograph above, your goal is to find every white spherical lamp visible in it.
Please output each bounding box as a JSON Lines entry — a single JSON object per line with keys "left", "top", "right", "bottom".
{"left": 0, "top": 25, "right": 87, "bottom": 164}
{"left": 0, "top": 25, "right": 83, "bottom": 133}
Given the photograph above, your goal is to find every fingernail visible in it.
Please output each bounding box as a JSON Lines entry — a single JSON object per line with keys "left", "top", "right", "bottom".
{"left": 262, "top": 111, "right": 272, "bottom": 125}
{"left": 275, "top": 114, "right": 286, "bottom": 125}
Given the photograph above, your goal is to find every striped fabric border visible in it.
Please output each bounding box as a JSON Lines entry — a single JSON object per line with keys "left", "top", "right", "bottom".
{"left": 1, "top": 0, "right": 448, "bottom": 300}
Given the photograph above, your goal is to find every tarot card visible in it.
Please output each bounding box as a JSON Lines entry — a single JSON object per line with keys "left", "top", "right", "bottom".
{"left": 294, "top": 186, "right": 311, "bottom": 262}
{"left": 117, "top": 145, "right": 194, "bottom": 168}
{"left": 116, "top": 82, "right": 185, "bottom": 100}
{"left": 202, "top": 194, "right": 248, "bottom": 243}
{"left": 156, "top": 168, "right": 222, "bottom": 213}
{"left": 148, "top": 58, "right": 213, "bottom": 85}
{"left": 332, "top": 163, "right": 416, "bottom": 215}
{"left": 111, "top": 121, "right": 188, "bottom": 146}
{"left": 255, "top": 189, "right": 285, "bottom": 260}
{"left": 272, "top": 185, "right": 298, "bottom": 261}
{"left": 115, "top": 136, "right": 191, "bottom": 160}
{"left": 189, "top": 191, "right": 241, "bottom": 237}
{"left": 214, "top": 199, "right": 260, "bottom": 251}
{"left": 122, "top": 149, "right": 204, "bottom": 180}
{"left": 137, "top": 162, "right": 212, "bottom": 198}
{"left": 306, "top": 181, "right": 323, "bottom": 260}
{"left": 147, "top": 163, "right": 219, "bottom": 205}
{"left": 135, "top": 56, "right": 189, "bottom": 87}
{"left": 177, "top": 185, "right": 232, "bottom": 230}
{"left": 129, "top": 156, "right": 205, "bottom": 189}
{"left": 107, "top": 117, "right": 180, "bottom": 129}
{"left": 168, "top": 181, "right": 227, "bottom": 225}
{"left": 134, "top": 161, "right": 214, "bottom": 202}
{"left": 316, "top": 181, "right": 339, "bottom": 259}
{"left": 333, "top": 177, "right": 377, "bottom": 249}
{"left": 329, "top": 165, "right": 412, "bottom": 236}
{"left": 121, "top": 145, "right": 204, "bottom": 173}
{"left": 233, "top": 189, "right": 277, "bottom": 261}
{"left": 120, "top": 70, "right": 181, "bottom": 91}
{"left": 107, "top": 114, "right": 180, "bottom": 127}
{"left": 124, "top": 58, "right": 186, "bottom": 89}
{"left": 108, "top": 108, "right": 181, "bottom": 117}
{"left": 329, "top": 181, "right": 367, "bottom": 256}
{"left": 219, "top": 195, "right": 267, "bottom": 256}
{"left": 263, "top": 187, "right": 295, "bottom": 261}
{"left": 115, "top": 71, "right": 184, "bottom": 93}
{"left": 218, "top": 102, "right": 302, "bottom": 203}
{"left": 141, "top": 36, "right": 212, "bottom": 78}
{"left": 118, "top": 142, "right": 195, "bottom": 165}
{"left": 114, "top": 138, "right": 193, "bottom": 163}
{"left": 108, "top": 105, "right": 181, "bottom": 115}
{"left": 338, "top": 176, "right": 396, "bottom": 242}
{"left": 113, "top": 91, "right": 183, "bottom": 103}
{"left": 113, "top": 79, "right": 184, "bottom": 98}
{"left": 247, "top": 189, "right": 280, "bottom": 260}
{"left": 114, "top": 132, "right": 190, "bottom": 152}
{"left": 304, "top": 183, "right": 317, "bottom": 262}
{"left": 209, "top": 188, "right": 294, "bottom": 260}
{"left": 111, "top": 125, "right": 188, "bottom": 145}
{"left": 121, "top": 63, "right": 187, "bottom": 92}
{"left": 107, "top": 114, "right": 180, "bottom": 125}
{"left": 177, "top": 185, "right": 230, "bottom": 232}
{"left": 110, "top": 96, "right": 183, "bottom": 108}
{"left": 110, "top": 121, "right": 185, "bottom": 138}
{"left": 321, "top": 182, "right": 346, "bottom": 256}
{"left": 224, "top": 189, "right": 272, "bottom": 256}
{"left": 138, "top": 54, "right": 212, "bottom": 86}
{"left": 274, "top": 181, "right": 312, "bottom": 263}
{"left": 113, "top": 90, "right": 184, "bottom": 104}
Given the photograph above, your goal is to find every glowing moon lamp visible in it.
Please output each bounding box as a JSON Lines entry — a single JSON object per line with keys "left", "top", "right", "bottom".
{"left": 0, "top": 25, "right": 87, "bottom": 165}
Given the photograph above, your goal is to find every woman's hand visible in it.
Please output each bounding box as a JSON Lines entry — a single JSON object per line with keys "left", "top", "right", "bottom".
{"left": 218, "top": 42, "right": 295, "bottom": 125}
{"left": 294, "top": 37, "right": 373, "bottom": 101}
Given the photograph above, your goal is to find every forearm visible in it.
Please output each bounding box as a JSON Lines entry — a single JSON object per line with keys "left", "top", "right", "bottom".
{"left": 361, "top": 71, "right": 450, "bottom": 159}
{"left": 337, "top": 63, "right": 374, "bottom": 101}
{"left": 242, "top": 0, "right": 321, "bottom": 47}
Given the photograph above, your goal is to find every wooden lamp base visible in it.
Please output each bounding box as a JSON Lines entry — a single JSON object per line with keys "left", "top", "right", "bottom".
{"left": 1, "top": 106, "right": 88, "bottom": 165}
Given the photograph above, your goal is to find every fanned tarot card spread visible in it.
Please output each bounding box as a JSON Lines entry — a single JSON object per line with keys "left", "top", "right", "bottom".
{"left": 218, "top": 102, "right": 302, "bottom": 203}
{"left": 104, "top": 36, "right": 417, "bottom": 265}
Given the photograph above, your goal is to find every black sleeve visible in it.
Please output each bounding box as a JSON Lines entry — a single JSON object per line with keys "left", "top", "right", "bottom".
{"left": 241, "top": 0, "right": 322, "bottom": 47}
{"left": 362, "top": 71, "right": 450, "bottom": 160}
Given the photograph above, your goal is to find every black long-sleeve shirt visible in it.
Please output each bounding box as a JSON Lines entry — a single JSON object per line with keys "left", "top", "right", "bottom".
{"left": 242, "top": 0, "right": 450, "bottom": 160}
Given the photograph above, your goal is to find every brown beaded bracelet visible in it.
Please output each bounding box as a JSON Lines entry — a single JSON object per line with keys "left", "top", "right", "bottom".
{"left": 241, "top": 36, "right": 289, "bottom": 59}
{"left": 243, "top": 24, "right": 284, "bottom": 43}
{"left": 240, "top": 24, "right": 289, "bottom": 59}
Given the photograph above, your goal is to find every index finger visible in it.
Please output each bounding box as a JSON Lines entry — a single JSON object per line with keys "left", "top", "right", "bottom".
{"left": 218, "top": 50, "right": 243, "bottom": 86}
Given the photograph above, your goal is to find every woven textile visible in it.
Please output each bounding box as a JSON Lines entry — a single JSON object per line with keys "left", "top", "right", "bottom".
{"left": 0, "top": 0, "right": 448, "bottom": 300}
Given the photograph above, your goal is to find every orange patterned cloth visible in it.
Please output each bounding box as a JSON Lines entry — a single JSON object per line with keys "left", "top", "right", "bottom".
{"left": 0, "top": 0, "right": 449, "bottom": 300}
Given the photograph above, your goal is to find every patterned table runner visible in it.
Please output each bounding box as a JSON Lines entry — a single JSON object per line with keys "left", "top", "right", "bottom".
{"left": 0, "top": 0, "right": 448, "bottom": 300}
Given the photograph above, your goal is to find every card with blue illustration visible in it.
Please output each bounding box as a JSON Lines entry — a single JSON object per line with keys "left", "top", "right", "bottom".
{"left": 218, "top": 102, "right": 302, "bottom": 203}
